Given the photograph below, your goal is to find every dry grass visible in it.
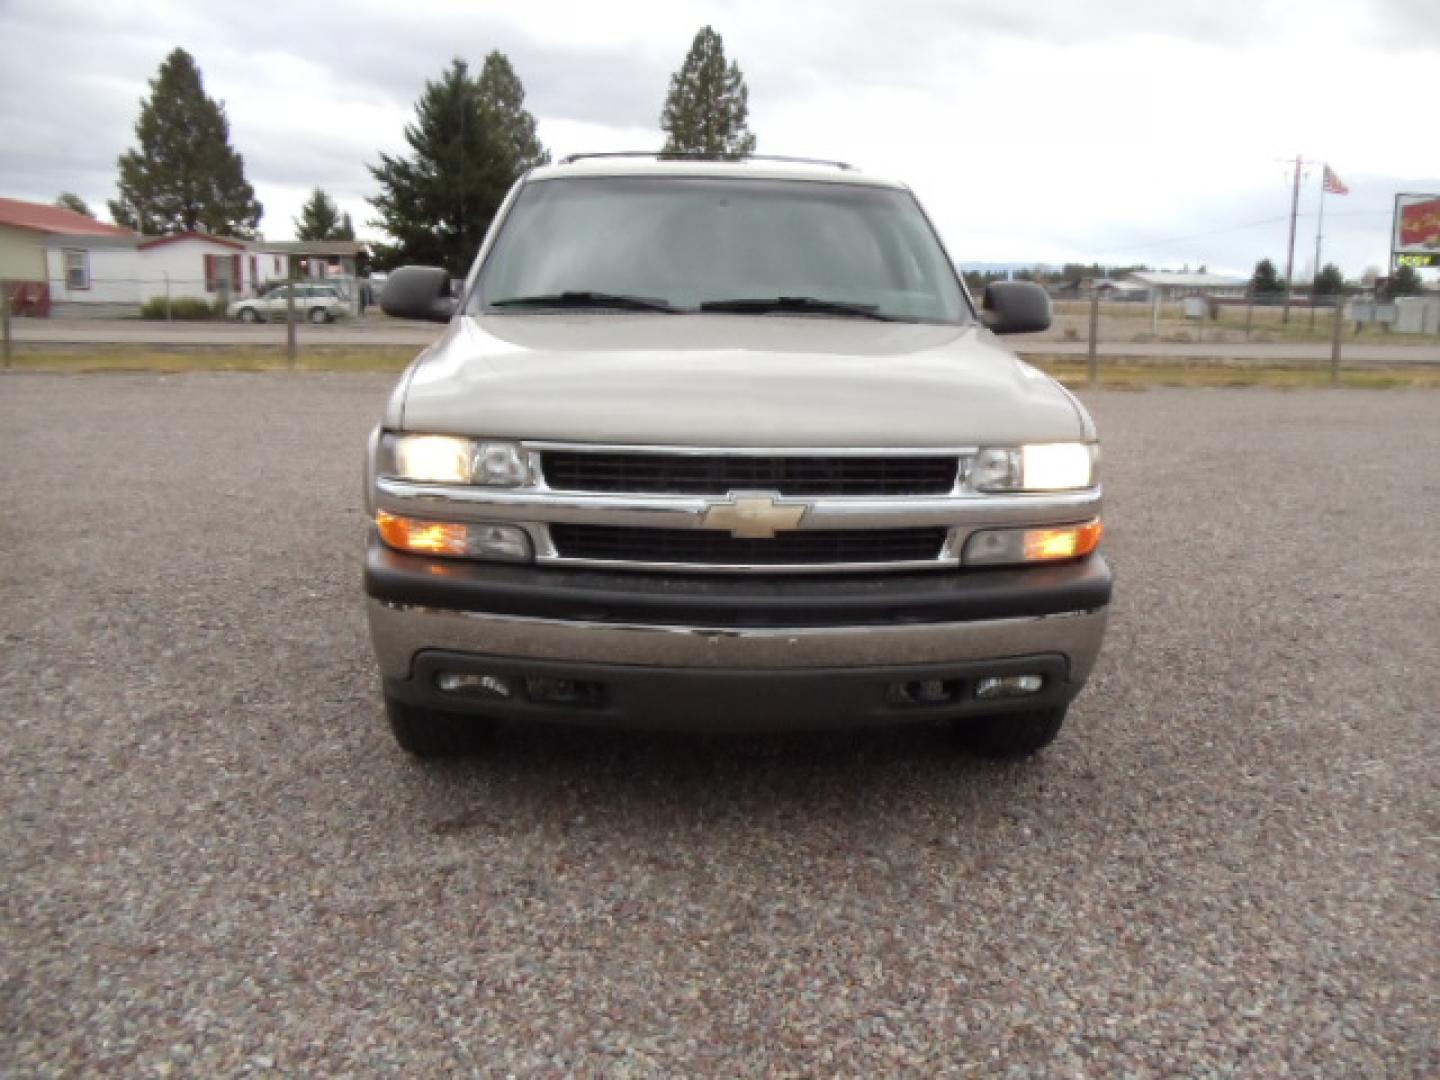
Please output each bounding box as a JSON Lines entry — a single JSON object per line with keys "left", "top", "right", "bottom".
{"left": 6, "top": 344, "right": 1439, "bottom": 389}
{"left": 1029, "top": 357, "right": 1440, "bottom": 389}
{"left": 4, "top": 345, "right": 417, "bottom": 373}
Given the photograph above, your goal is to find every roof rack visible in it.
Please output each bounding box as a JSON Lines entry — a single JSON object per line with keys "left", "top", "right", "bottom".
{"left": 557, "top": 151, "right": 856, "bottom": 171}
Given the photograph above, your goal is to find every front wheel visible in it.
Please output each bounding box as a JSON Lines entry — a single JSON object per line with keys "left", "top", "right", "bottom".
{"left": 238, "top": 307, "right": 259, "bottom": 323}
{"left": 384, "top": 694, "right": 493, "bottom": 758}
{"left": 308, "top": 307, "right": 330, "bottom": 324}
{"left": 953, "top": 705, "right": 1067, "bottom": 758}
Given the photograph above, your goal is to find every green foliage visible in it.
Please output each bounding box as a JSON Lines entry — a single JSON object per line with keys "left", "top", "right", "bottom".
{"left": 54, "top": 192, "right": 94, "bottom": 218}
{"left": 367, "top": 54, "right": 549, "bottom": 275}
{"left": 108, "top": 48, "right": 262, "bottom": 238}
{"left": 1312, "top": 263, "right": 1344, "bottom": 296}
{"left": 140, "top": 297, "right": 221, "bottom": 321}
{"left": 1388, "top": 264, "right": 1424, "bottom": 297}
{"left": 660, "top": 26, "right": 757, "bottom": 157}
{"left": 294, "top": 188, "right": 356, "bottom": 241}
{"left": 1250, "top": 258, "right": 1284, "bottom": 295}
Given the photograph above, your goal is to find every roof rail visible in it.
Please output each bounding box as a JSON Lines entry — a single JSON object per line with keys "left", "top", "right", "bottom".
{"left": 558, "top": 151, "right": 856, "bottom": 171}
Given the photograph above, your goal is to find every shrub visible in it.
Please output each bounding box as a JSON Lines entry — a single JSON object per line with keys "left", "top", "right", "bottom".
{"left": 140, "top": 297, "right": 220, "bottom": 321}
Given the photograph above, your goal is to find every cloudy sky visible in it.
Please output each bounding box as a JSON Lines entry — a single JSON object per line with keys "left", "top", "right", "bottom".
{"left": 2, "top": 0, "right": 1436, "bottom": 277}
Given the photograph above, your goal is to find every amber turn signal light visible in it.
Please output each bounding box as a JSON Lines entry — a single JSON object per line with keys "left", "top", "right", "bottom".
{"left": 962, "top": 519, "right": 1104, "bottom": 566}
{"left": 1022, "top": 519, "right": 1104, "bottom": 562}
{"left": 376, "top": 510, "right": 473, "bottom": 557}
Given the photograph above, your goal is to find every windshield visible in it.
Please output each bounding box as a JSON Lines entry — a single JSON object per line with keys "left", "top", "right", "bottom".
{"left": 473, "top": 176, "right": 970, "bottom": 324}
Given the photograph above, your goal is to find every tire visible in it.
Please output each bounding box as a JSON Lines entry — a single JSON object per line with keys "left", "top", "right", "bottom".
{"left": 953, "top": 705, "right": 1067, "bottom": 758}
{"left": 238, "top": 307, "right": 259, "bottom": 323}
{"left": 308, "top": 307, "right": 330, "bottom": 324}
{"left": 384, "top": 693, "right": 492, "bottom": 758}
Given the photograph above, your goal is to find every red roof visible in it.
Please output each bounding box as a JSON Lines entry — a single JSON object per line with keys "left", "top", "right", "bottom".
{"left": 0, "top": 197, "right": 136, "bottom": 238}
{"left": 137, "top": 231, "right": 247, "bottom": 251}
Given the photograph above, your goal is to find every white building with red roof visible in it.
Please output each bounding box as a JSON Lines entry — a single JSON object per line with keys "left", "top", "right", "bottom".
{"left": 0, "top": 197, "right": 140, "bottom": 316}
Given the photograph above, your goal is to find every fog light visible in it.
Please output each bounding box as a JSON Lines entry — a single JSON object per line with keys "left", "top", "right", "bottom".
{"left": 436, "top": 672, "right": 513, "bottom": 699}
{"left": 975, "top": 674, "right": 1044, "bottom": 700}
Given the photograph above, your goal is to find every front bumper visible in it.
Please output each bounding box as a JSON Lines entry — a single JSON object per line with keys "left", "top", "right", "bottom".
{"left": 364, "top": 536, "right": 1111, "bottom": 731}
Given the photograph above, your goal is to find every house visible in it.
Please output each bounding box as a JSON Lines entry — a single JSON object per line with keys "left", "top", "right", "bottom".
{"left": 0, "top": 196, "right": 141, "bottom": 316}
{"left": 1122, "top": 271, "right": 1250, "bottom": 302}
{"left": 136, "top": 232, "right": 262, "bottom": 305}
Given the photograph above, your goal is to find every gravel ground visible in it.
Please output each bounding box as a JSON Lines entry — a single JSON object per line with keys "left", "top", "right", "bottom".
{"left": 2, "top": 374, "right": 1436, "bottom": 1075}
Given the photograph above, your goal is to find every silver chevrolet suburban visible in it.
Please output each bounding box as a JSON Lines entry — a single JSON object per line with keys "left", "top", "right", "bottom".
{"left": 368, "top": 154, "right": 1110, "bottom": 757}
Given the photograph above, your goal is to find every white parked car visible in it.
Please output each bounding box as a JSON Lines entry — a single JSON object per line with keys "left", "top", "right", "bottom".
{"left": 229, "top": 283, "right": 351, "bottom": 324}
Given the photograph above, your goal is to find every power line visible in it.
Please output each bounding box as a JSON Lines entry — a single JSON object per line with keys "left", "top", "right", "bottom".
{"left": 1081, "top": 209, "right": 1392, "bottom": 257}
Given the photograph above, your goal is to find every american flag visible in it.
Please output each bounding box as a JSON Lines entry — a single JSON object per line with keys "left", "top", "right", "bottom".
{"left": 1322, "top": 165, "right": 1349, "bottom": 195}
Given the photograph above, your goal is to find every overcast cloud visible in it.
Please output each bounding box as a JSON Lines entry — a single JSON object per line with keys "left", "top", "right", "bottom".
{"left": 1, "top": 0, "right": 1436, "bottom": 276}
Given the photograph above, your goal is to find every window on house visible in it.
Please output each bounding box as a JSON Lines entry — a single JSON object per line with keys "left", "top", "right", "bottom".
{"left": 63, "top": 249, "right": 90, "bottom": 290}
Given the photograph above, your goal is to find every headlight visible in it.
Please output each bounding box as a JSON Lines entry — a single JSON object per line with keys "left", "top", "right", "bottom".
{"left": 969, "top": 443, "right": 1096, "bottom": 492}
{"left": 380, "top": 434, "right": 529, "bottom": 486}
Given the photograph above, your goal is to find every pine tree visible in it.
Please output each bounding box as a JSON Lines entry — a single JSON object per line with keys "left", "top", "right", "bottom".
{"left": 660, "top": 26, "right": 757, "bottom": 158}
{"left": 1388, "top": 264, "right": 1423, "bottom": 297}
{"left": 1250, "top": 258, "right": 1283, "bottom": 295}
{"left": 1312, "top": 263, "right": 1344, "bottom": 296}
{"left": 367, "top": 55, "right": 548, "bottom": 274}
{"left": 54, "top": 192, "right": 94, "bottom": 218}
{"left": 294, "top": 187, "right": 355, "bottom": 241}
{"left": 108, "top": 49, "right": 262, "bottom": 237}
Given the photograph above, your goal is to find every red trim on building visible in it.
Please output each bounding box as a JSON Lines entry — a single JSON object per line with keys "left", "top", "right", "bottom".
{"left": 0, "top": 197, "right": 136, "bottom": 238}
{"left": 137, "top": 231, "right": 248, "bottom": 251}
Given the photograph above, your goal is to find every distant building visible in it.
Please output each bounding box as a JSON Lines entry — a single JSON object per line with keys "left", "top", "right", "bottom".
{"left": 0, "top": 196, "right": 139, "bottom": 317}
{"left": 1122, "top": 271, "right": 1249, "bottom": 302}
{"left": 2, "top": 194, "right": 371, "bottom": 317}
{"left": 137, "top": 232, "right": 260, "bottom": 305}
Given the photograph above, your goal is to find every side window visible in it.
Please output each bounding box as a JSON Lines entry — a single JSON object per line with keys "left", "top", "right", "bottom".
{"left": 64, "top": 249, "right": 90, "bottom": 290}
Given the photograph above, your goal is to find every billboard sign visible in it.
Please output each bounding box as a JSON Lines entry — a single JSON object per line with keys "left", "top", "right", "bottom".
{"left": 1393, "top": 193, "right": 1440, "bottom": 257}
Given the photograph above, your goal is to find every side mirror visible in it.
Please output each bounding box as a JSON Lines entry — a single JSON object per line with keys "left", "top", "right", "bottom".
{"left": 380, "top": 266, "right": 458, "bottom": 323}
{"left": 980, "top": 281, "right": 1052, "bottom": 334}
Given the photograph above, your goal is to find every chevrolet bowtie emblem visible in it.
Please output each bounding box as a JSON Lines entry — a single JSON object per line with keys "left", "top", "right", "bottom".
{"left": 701, "top": 493, "right": 808, "bottom": 538}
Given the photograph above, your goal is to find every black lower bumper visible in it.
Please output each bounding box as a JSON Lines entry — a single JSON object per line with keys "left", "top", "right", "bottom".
{"left": 385, "top": 650, "right": 1075, "bottom": 732}
{"left": 363, "top": 534, "right": 1113, "bottom": 628}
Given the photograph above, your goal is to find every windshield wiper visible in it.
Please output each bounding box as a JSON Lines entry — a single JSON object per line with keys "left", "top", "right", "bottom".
{"left": 699, "top": 296, "right": 895, "bottom": 320}
{"left": 488, "top": 291, "right": 678, "bottom": 313}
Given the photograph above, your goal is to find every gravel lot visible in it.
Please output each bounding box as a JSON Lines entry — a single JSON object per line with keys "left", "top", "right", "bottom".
{"left": 2, "top": 374, "right": 1436, "bottom": 1075}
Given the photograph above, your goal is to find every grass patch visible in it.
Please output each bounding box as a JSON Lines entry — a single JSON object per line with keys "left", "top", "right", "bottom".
{"left": 1029, "top": 357, "right": 1440, "bottom": 389}
{"left": 5, "top": 345, "right": 418, "bottom": 373}
{"left": 6, "top": 345, "right": 1438, "bottom": 389}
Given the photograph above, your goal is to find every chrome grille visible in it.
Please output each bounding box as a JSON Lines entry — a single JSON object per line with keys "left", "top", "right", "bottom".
{"left": 549, "top": 524, "right": 948, "bottom": 567}
{"left": 540, "top": 451, "right": 959, "bottom": 496}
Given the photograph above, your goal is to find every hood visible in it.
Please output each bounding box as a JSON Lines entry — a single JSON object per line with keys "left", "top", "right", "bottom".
{"left": 396, "top": 313, "right": 1088, "bottom": 446}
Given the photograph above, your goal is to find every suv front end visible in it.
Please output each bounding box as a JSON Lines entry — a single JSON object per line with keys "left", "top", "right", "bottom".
{"left": 365, "top": 156, "right": 1111, "bottom": 756}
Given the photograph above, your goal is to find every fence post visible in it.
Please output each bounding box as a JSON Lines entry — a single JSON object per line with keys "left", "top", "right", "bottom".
{"left": 285, "top": 264, "right": 298, "bottom": 370}
{"left": 2, "top": 280, "right": 11, "bottom": 369}
{"left": 1330, "top": 291, "right": 1344, "bottom": 385}
{"left": 1087, "top": 289, "right": 1100, "bottom": 387}
{"left": 164, "top": 272, "right": 172, "bottom": 321}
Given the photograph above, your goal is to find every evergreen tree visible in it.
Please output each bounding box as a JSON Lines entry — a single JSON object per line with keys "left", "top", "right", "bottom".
{"left": 54, "top": 192, "right": 94, "bottom": 218}
{"left": 660, "top": 26, "right": 757, "bottom": 157}
{"left": 294, "top": 187, "right": 356, "bottom": 241}
{"left": 368, "top": 55, "right": 548, "bottom": 274}
{"left": 1387, "top": 264, "right": 1423, "bottom": 297}
{"left": 1312, "top": 263, "right": 1345, "bottom": 296}
{"left": 1250, "top": 258, "right": 1283, "bottom": 295}
{"left": 108, "top": 48, "right": 262, "bottom": 237}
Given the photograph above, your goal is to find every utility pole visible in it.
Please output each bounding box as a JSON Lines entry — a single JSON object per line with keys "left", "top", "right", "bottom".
{"left": 1282, "top": 154, "right": 1303, "bottom": 324}
{"left": 1310, "top": 169, "right": 1328, "bottom": 332}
